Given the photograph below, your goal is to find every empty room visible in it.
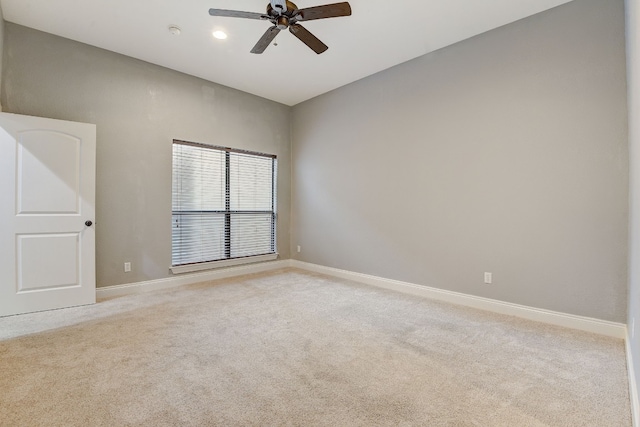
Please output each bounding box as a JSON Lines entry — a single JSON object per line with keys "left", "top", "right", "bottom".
{"left": 1, "top": 0, "right": 639, "bottom": 425}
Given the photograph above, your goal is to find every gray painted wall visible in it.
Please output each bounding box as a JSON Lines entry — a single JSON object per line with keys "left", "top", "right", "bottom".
{"left": 1, "top": 23, "right": 291, "bottom": 287}
{"left": 291, "top": 0, "right": 629, "bottom": 322}
{"left": 0, "top": 4, "right": 4, "bottom": 110}
{"left": 626, "top": 0, "right": 640, "bottom": 403}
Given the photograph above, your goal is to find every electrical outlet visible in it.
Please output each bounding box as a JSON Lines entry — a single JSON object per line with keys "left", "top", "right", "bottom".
{"left": 124, "top": 262, "right": 131, "bottom": 273}
{"left": 484, "top": 272, "right": 492, "bottom": 284}
{"left": 297, "top": 245, "right": 301, "bottom": 253}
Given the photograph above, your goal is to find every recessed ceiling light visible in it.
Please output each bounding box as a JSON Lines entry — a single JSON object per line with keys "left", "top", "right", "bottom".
{"left": 213, "top": 30, "right": 228, "bottom": 40}
{"left": 168, "top": 25, "right": 181, "bottom": 36}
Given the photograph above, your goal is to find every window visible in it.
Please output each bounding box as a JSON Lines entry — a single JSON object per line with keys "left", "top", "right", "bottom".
{"left": 171, "top": 140, "right": 277, "bottom": 273}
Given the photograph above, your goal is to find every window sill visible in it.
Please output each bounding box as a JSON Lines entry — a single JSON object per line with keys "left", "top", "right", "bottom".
{"left": 170, "top": 253, "right": 279, "bottom": 275}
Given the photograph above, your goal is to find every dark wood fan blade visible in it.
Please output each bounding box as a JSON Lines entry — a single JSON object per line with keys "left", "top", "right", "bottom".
{"left": 295, "top": 2, "right": 351, "bottom": 21}
{"left": 251, "top": 26, "right": 281, "bottom": 54}
{"left": 209, "top": 8, "right": 269, "bottom": 20}
{"left": 289, "top": 24, "right": 328, "bottom": 54}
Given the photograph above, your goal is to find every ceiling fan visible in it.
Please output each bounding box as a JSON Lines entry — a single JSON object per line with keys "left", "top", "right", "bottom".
{"left": 208, "top": 0, "right": 352, "bottom": 54}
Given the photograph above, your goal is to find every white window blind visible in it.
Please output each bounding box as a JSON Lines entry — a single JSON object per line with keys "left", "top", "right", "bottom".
{"left": 172, "top": 140, "right": 277, "bottom": 268}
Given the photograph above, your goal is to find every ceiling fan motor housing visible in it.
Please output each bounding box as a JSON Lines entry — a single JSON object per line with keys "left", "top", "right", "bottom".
{"left": 268, "top": 0, "right": 299, "bottom": 17}
{"left": 270, "top": 0, "right": 288, "bottom": 14}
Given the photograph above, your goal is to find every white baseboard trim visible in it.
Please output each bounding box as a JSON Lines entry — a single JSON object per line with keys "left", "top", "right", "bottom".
{"left": 290, "top": 260, "right": 627, "bottom": 339}
{"left": 97, "top": 258, "right": 627, "bottom": 339}
{"left": 628, "top": 335, "right": 640, "bottom": 427}
{"left": 96, "top": 259, "right": 291, "bottom": 299}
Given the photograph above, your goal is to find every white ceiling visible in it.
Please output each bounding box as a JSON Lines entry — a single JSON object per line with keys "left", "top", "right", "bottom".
{"left": 0, "top": 0, "right": 574, "bottom": 106}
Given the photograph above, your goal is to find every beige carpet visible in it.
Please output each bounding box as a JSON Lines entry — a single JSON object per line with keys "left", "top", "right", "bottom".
{"left": 0, "top": 268, "right": 631, "bottom": 426}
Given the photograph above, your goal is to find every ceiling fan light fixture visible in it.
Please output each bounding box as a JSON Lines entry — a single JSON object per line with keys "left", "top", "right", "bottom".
{"left": 213, "top": 30, "right": 228, "bottom": 40}
{"left": 276, "top": 16, "right": 289, "bottom": 30}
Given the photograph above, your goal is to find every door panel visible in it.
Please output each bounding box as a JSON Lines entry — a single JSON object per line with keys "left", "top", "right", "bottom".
{"left": 0, "top": 113, "right": 96, "bottom": 317}
{"left": 17, "top": 130, "right": 81, "bottom": 214}
{"left": 17, "top": 233, "right": 80, "bottom": 292}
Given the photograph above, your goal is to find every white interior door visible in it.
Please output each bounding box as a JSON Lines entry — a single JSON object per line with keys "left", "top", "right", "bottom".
{"left": 0, "top": 113, "right": 96, "bottom": 317}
